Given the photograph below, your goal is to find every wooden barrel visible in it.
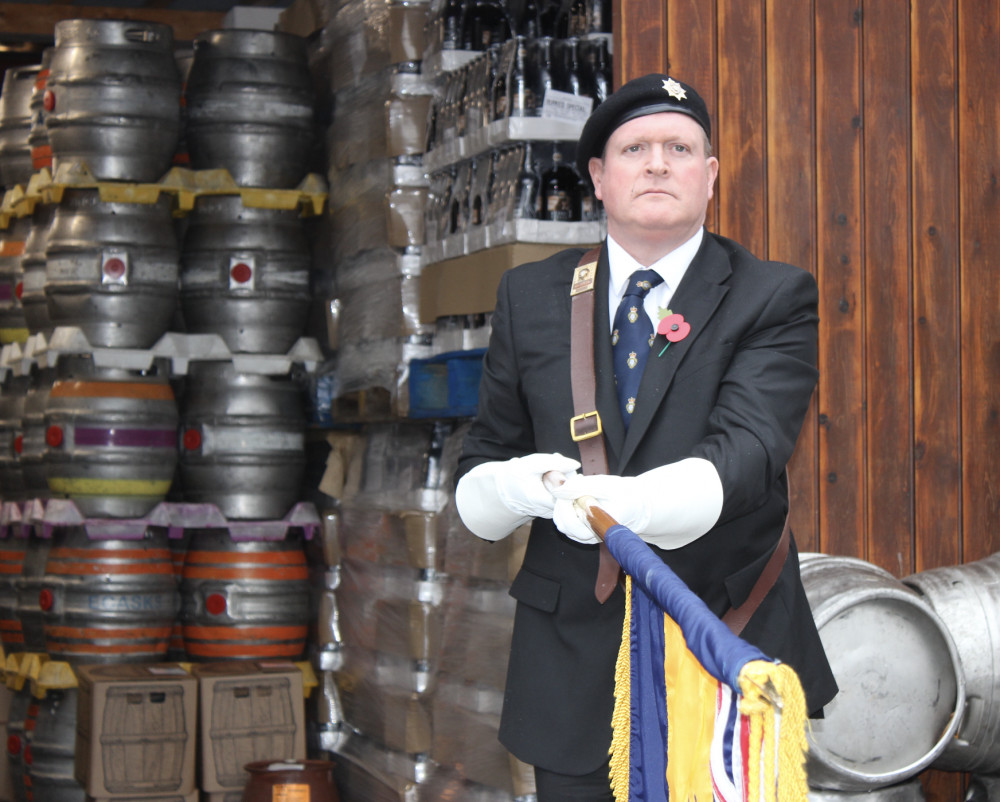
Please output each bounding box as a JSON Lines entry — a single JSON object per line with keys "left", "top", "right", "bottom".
{"left": 799, "top": 554, "right": 965, "bottom": 792}
{"left": 904, "top": 553, "right": 1000, "bottom": 774}
{"left": 39, "top": 525, "right": 179, "bottom": 664}
{"left": 99, "top": 684, "right": 187, "bottom": 793}
{"left": 179, "top": 530, "right": 310, "bottom": 661}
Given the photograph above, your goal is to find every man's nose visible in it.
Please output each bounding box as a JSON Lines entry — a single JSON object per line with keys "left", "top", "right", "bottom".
{"left": 646, "top": 148, "right": 669, "bottom": 174}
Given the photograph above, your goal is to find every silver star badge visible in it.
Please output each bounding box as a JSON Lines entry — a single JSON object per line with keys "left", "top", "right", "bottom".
{"left": 663, "top": 78, "right": 687, "bottom": 101}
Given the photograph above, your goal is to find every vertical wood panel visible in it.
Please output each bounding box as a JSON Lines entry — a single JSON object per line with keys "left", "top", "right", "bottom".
{"left": 862, "top": 1, "right": 914, "bottom": 576}
{"left": 765, "top": 0, "right": 820, "bottom": 550}
{"left": 815, "top": 1, "right": 866, "bottom": 557}
{"left": 615, "top": 0, "right": 998, "bottom": 577}
{"left": 959, "top": 0, "right": 1000, "bottom": 562}
{"left": 617, "top": 0, "right": 668, "bottom": 86}
{"left": 715, "top": 1, "right": 766, "bottom": 256}
{"left": 912, "top": 0, "right": 962, "bottom": 575}
{"left": 664, "top": 0, "right": 718, "bottom": 233}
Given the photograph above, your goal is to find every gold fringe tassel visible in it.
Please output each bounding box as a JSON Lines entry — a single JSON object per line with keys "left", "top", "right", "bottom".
{"left": 737, "top": 661, "right": 810, "bottom": 802}
{"left": 608, "top": 575, "right": 633, "bottom": 802}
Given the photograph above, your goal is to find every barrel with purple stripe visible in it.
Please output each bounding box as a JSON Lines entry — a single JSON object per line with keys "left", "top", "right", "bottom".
{"left": 0, "top": 215, "right": 29, "bottom": 344}
{"left": 43, "top": 357, "right": 178, "bottom": 518}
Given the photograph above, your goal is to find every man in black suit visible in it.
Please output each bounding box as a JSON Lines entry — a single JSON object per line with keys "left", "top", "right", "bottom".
{"left": 455, "top": 74, "right": 837, "bottom": 801}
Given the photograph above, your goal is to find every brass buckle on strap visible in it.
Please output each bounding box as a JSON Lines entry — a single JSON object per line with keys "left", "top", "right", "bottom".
{"left": 570, "top": 411, "right": 603, "bottom": 442}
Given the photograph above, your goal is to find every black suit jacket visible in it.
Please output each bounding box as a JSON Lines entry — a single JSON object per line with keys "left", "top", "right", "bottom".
{"left": 456, "top": 232, "right": 838, "bottom": 775}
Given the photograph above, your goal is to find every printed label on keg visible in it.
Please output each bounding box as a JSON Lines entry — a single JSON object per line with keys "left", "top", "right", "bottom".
{"left": 273, "top": 784, "right": 309, "bottom": 802}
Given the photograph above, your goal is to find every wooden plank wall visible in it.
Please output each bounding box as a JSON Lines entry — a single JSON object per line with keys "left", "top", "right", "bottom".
{"left": 616, "top": 2, "right": 999, "bottom": 799}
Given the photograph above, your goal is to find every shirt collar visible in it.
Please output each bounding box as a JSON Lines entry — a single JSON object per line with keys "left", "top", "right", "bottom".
{"left": 607, "top": 228, "right": 705, "bottom": 298}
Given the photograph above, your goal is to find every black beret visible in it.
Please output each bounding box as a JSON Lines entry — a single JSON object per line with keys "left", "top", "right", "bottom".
{"left": 576, "top": 74, "right": 712, "bottom": 183}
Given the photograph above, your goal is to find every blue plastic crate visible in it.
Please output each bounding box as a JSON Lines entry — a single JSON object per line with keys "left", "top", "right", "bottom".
{"left": 408, "top": 348, "right": 486, "bottom": 418}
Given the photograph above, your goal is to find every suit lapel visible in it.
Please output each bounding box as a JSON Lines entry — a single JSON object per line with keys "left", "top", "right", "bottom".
{"left": 618, "top": 234, "right": 732, "bottom": 470}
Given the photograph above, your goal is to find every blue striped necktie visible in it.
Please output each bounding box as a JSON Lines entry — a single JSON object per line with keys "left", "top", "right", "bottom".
{"left": 612, "top": 269, "right": 663, "bottom": 429}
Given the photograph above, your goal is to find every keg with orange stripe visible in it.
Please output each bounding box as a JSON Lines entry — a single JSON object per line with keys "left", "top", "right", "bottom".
{"left": 43, "top": 357, "right": 178, "bottom": 518}
{"left": 0, "top": 528, "right": 27, "bottom": 649}
{"left": 179, "top": 529, "right": 309, "bottom": 661}
{"left": 39, "top": 525, "right": 179, "bottom": 665}
{"left": 28, "top": 48, "right": 53, "bottom": 173}
{"left": 0, "top": 215, "right": 29, "bottom": 345}
{"left": 15, "top": 529, "right": 50, "bottom": 653}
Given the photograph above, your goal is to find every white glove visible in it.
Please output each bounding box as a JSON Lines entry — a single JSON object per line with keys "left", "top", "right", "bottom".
{"left": 549, "top": 458, "right": 723, "bottom": 549}
{"left": 455, "top": 453, "right": 581, "bottom": 541}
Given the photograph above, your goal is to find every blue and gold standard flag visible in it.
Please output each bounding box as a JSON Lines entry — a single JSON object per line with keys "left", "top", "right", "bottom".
{"left": 600, "top": 521, "right": 809, "bottom": 802}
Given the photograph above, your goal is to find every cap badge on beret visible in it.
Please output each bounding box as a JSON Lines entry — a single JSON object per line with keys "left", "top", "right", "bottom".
{"left": 662, "top": 78, "right": 687, "bottom": 101}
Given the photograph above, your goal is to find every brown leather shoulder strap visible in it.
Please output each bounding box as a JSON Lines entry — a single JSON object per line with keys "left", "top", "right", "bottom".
{"left": 569, "top": 246, "right": 620, "bottom": 603}
{"left": 721, "top": 514, "right": 791, "bottom": 636}
{"left": 569, "top": 246, "right": 608, "bottom": 476}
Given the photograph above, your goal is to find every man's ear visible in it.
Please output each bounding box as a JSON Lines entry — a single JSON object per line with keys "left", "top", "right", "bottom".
{"left": 589, "top": 157, "right": 604, "bottom": 200}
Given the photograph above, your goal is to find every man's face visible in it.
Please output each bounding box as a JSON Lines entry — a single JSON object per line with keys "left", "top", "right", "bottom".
{"left": 588, "top": 112, "right": 719, "bottom": 254}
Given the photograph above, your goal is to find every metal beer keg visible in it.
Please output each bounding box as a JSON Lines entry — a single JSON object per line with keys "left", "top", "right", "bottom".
{"left": 45, "top": 189, "right": 179, "bottom": 348}
{"left": 45, "top": 19, "right": 180, "bottom": 182}
{"left": 184, "top": 29, "right": 315, "bottom": 188}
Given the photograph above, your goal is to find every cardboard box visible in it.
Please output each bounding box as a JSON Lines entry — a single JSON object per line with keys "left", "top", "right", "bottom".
{"left": 87, "top": 793, "right": 198, "bottom": 802}
{"left": 75, "top": 664, "right": 197, "bottom": 799}
{"left": 191, "top": 661, "right": 306, "bottom": 793}
{"left": 418, "top": 243, "right": 589, "bottom": 323}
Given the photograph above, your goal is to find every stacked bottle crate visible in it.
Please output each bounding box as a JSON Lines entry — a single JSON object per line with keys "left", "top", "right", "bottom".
{"left": 325, "top": 420, "right": 535, "bottom": 800}
{"left": 0, "top": 18, "right": 329, "bottom": 801}
{"left": 321, "top": 0, "right": 439, "bottom": 420}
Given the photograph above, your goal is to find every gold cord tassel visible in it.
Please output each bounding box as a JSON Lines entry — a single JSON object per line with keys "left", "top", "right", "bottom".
{"left": 737, "top": 661, "right": 810, "bottom": 802}
{"left": 608, "top": 575, "right": 633, "bottom": 802}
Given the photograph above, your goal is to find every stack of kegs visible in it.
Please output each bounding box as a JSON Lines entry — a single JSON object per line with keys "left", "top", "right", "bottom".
{"left": 0, "top": 16, "right": 322, "bottom": 684}
{"left": 173, "top": 27, "right": 317, "bottom": 665}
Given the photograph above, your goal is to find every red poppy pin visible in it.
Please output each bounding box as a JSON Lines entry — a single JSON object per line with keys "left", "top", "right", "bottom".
{"left": 656, "top": 310, "right": 691, "bottom": 356}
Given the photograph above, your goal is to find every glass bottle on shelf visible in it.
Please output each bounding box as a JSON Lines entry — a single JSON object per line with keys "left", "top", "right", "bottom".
{"left": 526, "top": 36, "right": 555, "bottom": 115}
{"left": 538, "top": 0, "right": 566, "bottom": 38}
{"left": 441, "top": 0, "right": 466, "bottom": 50}
{"left": 515, "top": 142, "right": 542, "bottom": 219}
{"left": 588, "top": 0, "right": 612, "bottom": 32}
{"left": 461, "top": 0, "right": 513, "bottom": 52}
{"left": 509, "top": 37, "right": 533, "bottom": 116}
{"left": 541, "top": 145, "right": 581, "bottom": 221}
{"left": 584, "top": 36, "right": 612, "bottom": 106}
{"left": 568, "top": 0, "right": 588, "bottom": 36}
{"left": 516, "top": 0, "right": 542, "bottom": 38}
